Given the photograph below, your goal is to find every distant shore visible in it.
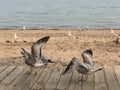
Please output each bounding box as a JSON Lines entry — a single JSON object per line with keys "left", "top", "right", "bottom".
{"left": 0, "top": 28, "right": 120, "bottom": 31}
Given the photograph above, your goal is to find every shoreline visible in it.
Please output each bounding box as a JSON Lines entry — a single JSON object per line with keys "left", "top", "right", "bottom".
{"left": 0, "top": 28, "right": 120, "bottom": 31}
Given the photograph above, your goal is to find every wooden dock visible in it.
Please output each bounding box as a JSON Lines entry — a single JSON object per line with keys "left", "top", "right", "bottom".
{"left": 0, "top": 65, "right": 119, "bottom": 90}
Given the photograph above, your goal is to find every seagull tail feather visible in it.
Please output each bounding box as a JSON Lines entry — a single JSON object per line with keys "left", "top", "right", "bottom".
{"left": 48, "top": 59, "right": 56, "bottom": 63}
{"left": 94, "top": 67, "right": 103, "bottom": 72}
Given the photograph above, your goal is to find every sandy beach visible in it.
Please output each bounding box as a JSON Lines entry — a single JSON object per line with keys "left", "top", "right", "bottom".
{"left": 0, "top": 29, "right": 120, "bottom": 67}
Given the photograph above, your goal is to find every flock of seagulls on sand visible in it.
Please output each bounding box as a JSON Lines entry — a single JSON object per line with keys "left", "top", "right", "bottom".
{"left": 19, "top": 28, "right": 120, "bottom": 84}
{"left": 12, "top": 28, "right": 119, "bottom": 84}
{"left": 20, "top": 35, "right": 103, "bottom": 84}
{"left": 3, "top": 27, "right": 118, "bottom": 84}
{"left": 5, "top": 27, "right": 117, "bottom": 84}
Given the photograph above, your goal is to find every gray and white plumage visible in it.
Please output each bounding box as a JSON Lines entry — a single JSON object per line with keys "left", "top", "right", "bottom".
{"left": 20, "top": 36, "right": 53, "bottom": 67}
{"left": 62, "top": 49, "right": 102, "bottom": 82}
{"left": 111, "top": 28, "right": 120, "bottom": 44}
{"left": 111, "top": 28, "right": 118, "bottom": 37}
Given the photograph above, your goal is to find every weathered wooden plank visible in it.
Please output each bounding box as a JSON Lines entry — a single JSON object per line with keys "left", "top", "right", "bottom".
{"left": 45, "top": 68, "right": 63, "bottom": 90}
{"left": 0, "top": 66, "right": 25, "bottom": 90}
{"left": 20, "top": 66, "right": 46, "bottom": 90}
{"left": 27, "top": 66, "right": 46, "bottom": 89}
{"left": 68, "top": 71, "right": 82, "bottom": 90}
{"left": 95, "top": 68, "right": 107, "bottom": 90}
{"left": 113, "top": 65, "right": 120, "bottom": 87}
{"left": 56, "top": 68, "right": 72, "bottom": 90}
{"left": 104, "top": 65, "right": 120, "bottom": 90}
{"left": 0, "top": 65, "right": 119, "bottom": 90}
{"left": 0, "top": 66, "right": 16, "bottom": 82}
{"left": 32, "top": 67, "right": 53, "bottom": 90}
{"left": 0, "top": 66, "right": 7, "bottom": 73}
{"left": 1, "top": 66, "right": 24, "bottom": 84}
{"left": 82, "top": 74, "right": 94, "bottom": 90}
{"left": 6, "top": 66, "right": 30, "bottom": 90}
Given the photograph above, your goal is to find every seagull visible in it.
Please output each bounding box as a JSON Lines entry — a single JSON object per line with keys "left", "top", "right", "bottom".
{"left": 68, "top": 31, "right": 77, "bottom": 39}
{"left": 20, "top": 36, "right": 54, "bottom": 67}
{"left": 13, "top": 33, "right": 23, "bottom": 42}
{"left": 62, "top": 49, "right": 102, "bottom": 84}
{"left": 111, "top": 28, "right": 118, "bottom": 37}
{"left": 23, "top": 25, "right": 26, "bottom": 30}
{"left": 77, "top": 26, "right": 82, "bottom": 30}
{"left": 110, "top": 28, "right": 120, "bottom": 44}
{"left": 86, "top": 26, "right": 88, "bottom": 30}
{"left": 68, "top": 31, "right": 72, "bottom": 36}
{"left": 39, "top": 26, "right": 43, "bottom": 29}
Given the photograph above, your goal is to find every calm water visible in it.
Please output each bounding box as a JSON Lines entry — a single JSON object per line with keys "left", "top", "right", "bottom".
{"left": 0, "top": 0, "right": 120, "bottom": 30}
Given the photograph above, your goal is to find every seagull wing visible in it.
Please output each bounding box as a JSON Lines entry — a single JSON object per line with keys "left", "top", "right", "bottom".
{"left": 21, "top": 48, "right": 36, "bottom": 65}
{"left": 81, "top": 49, "right": 93, "bottom": 66}
{"left": 62, "top": 57, "right": 90, "bottom": 75}
{"left": 72, "top": 57, "right": 90, "bottom": 74}
{"left": 62, "top": 59, "right": 75, "bottom": 75}
{"left": 31, "top": 36, "right": 50, "bottom": 61}
{"left": 88, "top": 67, "right": 103, "bottom": 74}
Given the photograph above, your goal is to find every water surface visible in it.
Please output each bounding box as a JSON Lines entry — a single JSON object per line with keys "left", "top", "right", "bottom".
{"left": 0, "top": 0, "right": 120, "bottom": 30}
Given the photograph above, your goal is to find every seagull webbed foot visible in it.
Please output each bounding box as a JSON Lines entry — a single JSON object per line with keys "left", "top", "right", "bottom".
{"left": 82, "top": 75, "right": 88, "bottom": 81}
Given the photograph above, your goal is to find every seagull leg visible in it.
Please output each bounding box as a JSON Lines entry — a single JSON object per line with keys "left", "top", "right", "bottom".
{"left": 31, "top": 67, "right": 38, "bottom": 75}
{"left": 35, "top": 68, "right": 38, "bottom": 75}
{"left": 26, "top": 67, "right": 33, "bottom": 75}
{"left": 79, "top": 74, "right": 83, "bottom": 85}
{"left": 83, "top": 75, "right": 88, "bottom": 81}
{"left": 30, "top": 67, "right": 33, "bottom": 73}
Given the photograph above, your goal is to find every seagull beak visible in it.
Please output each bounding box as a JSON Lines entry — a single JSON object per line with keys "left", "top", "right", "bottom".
{"left": 20, "top": 48, "right": 29, "bottom": 60}
{"left": 20, "top": 48, "right": 27, "bottom": 58}
{"left": 20, "top": 48, "right": 25, "bottom": 54}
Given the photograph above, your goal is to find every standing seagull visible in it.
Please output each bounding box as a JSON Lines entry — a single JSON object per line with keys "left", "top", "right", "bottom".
{"left": 111, "top": 28, "right": 118, "bottom": 37}
{"left": 62, "top": 49, "right": 102, "bottom": 84}
{"left": 111, "top": 28, "right": 120, "bottom": 44}
{"left": 23, "top": 25, "right": 26, "bottom": 30}
{"left": 68, "top": 31, "right": 77, "bottom": 39}
{"left": 14, "top": 33, "right": 23, "bottom": 42}
{"left": 20, "top": 36, "right": 53, "bottom": 67}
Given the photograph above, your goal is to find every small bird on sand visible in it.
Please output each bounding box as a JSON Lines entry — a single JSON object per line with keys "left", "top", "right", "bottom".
{"left": 62, "top": 49, "right": 102, "bottom": 84}
{"left": 110, "top": 28, "right": 120, "bottom": 44}
{"left": 77, "top": 26, "right": 82, "bottom": 30}
{"left": 111, "top": 28, "right": 118, "bottom": 37}
{"left": 23, "top": 25, "right": 26, "bottom": 30}
{"left": 20, "top": 36, "right": 54, "bottom": 67}
{"left": 68, "top": 31, "right": 77, "bottom": 39}
{"left": 13, "top": 33, "right": 23, "bottom": 42}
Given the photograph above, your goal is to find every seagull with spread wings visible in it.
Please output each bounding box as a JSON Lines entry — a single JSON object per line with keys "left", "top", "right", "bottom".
{"left": 62, "top": 49, "right": 102, "bottom": 84}
{"left": 20, "top": 36, "right": 53, "bottom": 67}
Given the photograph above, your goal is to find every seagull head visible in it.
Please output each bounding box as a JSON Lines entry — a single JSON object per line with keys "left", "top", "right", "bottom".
{"left": 20, "top": 48, "right": 29, "bottom": 61}
{"left": 14, "top": 33, "right": 17, "bottom": 39}
{"left": 72, "top": 57, "right": 78, "bottom": 60}
{"left": 83, "top": 49, "right": 93, "bottom": 57}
